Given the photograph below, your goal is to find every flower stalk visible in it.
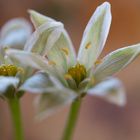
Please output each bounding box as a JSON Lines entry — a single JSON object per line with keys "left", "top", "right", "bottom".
{"left": 62, "top": 99, "right": 82, "bottom": 140}
{"left": 8, "top": 98, "right": 24, "bottom": 140}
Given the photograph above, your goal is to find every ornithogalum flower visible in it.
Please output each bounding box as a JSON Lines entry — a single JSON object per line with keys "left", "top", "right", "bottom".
{"left": 6, "top": 2, "right": 140, "bottom": 118}
{"left": 0, "top": 18, "right": 32, "bottom": 99}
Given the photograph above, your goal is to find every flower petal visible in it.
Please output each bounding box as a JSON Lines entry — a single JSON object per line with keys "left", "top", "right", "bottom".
{"left": 6, "top": 49, "right": 68, "bottom": 86}
{"left": 87, "top": 78, "right": 126, "bottom": 106}
{"left": 0, "top": 18, "right": 32, "bottom": 50}
{"left": 20, "top": 72, "right": 63, "bottom": 93}
{"left": 6, "top": 49, "right": 48, "bottom": 69}
{"left": 28, "top": 9, "right": 55, "bottom": 28}
{"left": 94, "top": 44, "right": 140, "bottom": 82}
{"left": 0, "top": 76, "right": 19, "bottom": 97}
{"left": 24, "top": 22, "right": 76, "bottom": 72}
{"left": 24, "top": 21, "right": 63, "bottom": 54}
{"left": 35, "top": 88, "right": 76, "bottom": 119}
{"left": 44, "top": 28, "right": 76, "bottom": 70}
{"left": 19, "top": 71, "right": 76, "bottom": 119}
{"left": 26, "top": 10, "right": 76, "bottom": 69}
{"left": 77, "top": 2, "right": 111, "bottom": 69}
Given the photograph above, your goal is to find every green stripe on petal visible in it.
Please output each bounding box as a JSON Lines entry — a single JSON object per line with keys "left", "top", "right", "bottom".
{"left": 28, "top": 10, "right": 55, "bottom": 28}
{"left": 6, "top": 49, "right": 48, "bottom": 70}
{"left": 6, "top": 49, "right": 68, "bottom": 86}
{"left": 77, "top": 2, "right": 111, "bottom": 69}
{"left": 94, "top": 44, "right": 140, "bottom": 82}
{"left": 44, "top": 28, "right": 76, "bottom": 71}
{"left": 35, "top": 88, "right": 76, "bottom": 119}
{"left": 24, "top": 21, "right": 63, "bottom": 54}
{"left": 87, "top": 78, "right": 126, "bottom": 106}
{"left": 27, "top": 10, "right": 76, "bottom": 69}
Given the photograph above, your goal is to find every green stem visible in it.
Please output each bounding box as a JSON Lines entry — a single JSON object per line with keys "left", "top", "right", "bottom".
{"left": 62, "top": 99, "right": 82, "bottom": 140}
{"left": 8, "top": 98, "right": 24, "bottom": 140}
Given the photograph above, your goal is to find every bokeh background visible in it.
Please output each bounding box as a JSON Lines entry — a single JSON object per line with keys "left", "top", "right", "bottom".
{"left": 1, "top": 0, "right": 140, "bottom": 140}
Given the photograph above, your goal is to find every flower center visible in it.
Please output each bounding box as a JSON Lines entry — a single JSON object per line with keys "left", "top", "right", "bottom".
{"left": 67, "top": 63, "right": 87, "bottom": 86}
{"left": 0, "top": 64, "right": 19, "bottom": 76}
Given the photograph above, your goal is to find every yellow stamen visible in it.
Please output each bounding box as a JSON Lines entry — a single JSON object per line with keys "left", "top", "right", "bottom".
{"left": 48, "top": 61, "right": 56, "bottom": 65}
{"left": 94, "top": 59, "right": 102, "bottom": 66}
{"left": 0, "top": 64, "right": 19, "bottom": 76}
{"left": 85, "top": 42, "right": 91, "bottom": 49}
{"left": 61, "top": 47, "right": 69, "bottom": 56}
{"left": 67, "top": 63, "right": 87, "bottom": 86}
{"left": 64, "top": 74, "right": 72, "bottom": 80}
{"left": 17, "top": 67, "right": 24, "bottom": 74}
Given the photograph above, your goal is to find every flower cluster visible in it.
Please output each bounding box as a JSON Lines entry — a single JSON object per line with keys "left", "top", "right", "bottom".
{"left": 0, "top": 18, "right": 32, "bottom": 99}
{"left": 4, "top": 2, "right": 140, "bottom": 118}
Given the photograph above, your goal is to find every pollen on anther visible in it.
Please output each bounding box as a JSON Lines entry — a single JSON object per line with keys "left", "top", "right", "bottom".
{"left": 64, "top": 74, "right": 72, "bottom": 80}
{"left": 61, "top": 47, "right": 69, "bottom": 56}
{"left": 67, "top": 63, "right": 87, "bottom": 86}
{"left": 48, "top": 61, "right": 56, "bottom": 65}
{"left": 85, "top": 42, "right": 91, "bottom": 49}
{"left": 94, "top": 59, "right": 102, "bottom": 66}
{"left": 18, "top": 67, "right": 24, "bottom": 74}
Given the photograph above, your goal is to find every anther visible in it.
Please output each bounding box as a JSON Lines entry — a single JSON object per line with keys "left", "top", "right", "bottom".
{"left": 48, "top": 61, "right": 56, "bottom": 65}
{"left": 94, "top": 59, "right": 102, "bottom": 66}
{"left": 85, "top": 42, "right": 91, "bottom": 49}
{"left": 61, "top": 47, "right": 69, "bottom": 56}
{"left": 0, "top": 64, "right": 19, "bottom": 76}
{"left": 67, "top": 63, "right": 87, "bottom": 86}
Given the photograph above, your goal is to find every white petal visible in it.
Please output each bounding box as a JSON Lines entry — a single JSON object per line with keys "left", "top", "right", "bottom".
{"left": 28, "top": 9, "right": 55, "bottom": 28}
{"left": 26, "top": 11, "right": 76, "bottom": 69}
{"left": 6, "top": 49, "right": 68, "bottom": 86}
{"left": 0, "top": 76, "right": 19, "bottom": 96}
{"left": 24, "top": 21, "right": 63, "bottom": 54}
{"left": 0, "top": 18, "right": 32, "bottom": 50}
{"left": 77, "top": 2, "right": 111, "bottom": 69}
{"left": 88, "top": 78, "right": 126, "bottom": 106}
{"left": 94, "top": 44, "right": 140, "bottom": 82}
{"left": 25, "top": 22, "right": 76, "bottom": 73}
{"left": 20, "top": 72, "right": 63, "bottom": 93}
{"left": 6, "top": 49, "right": 49, "bottom": 70}
{"left": 44, "top": 28, "right": 76, "bottom": 71}
{"left": 34, "top": 88, "right": 76, "bottom": 119}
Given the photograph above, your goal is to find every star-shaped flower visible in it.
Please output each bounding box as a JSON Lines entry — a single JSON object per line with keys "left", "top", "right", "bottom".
{"left": 0, "top": 18, "right": 32, "bottom": 99}
{"left": 6, "top": 2, "right": 140, "bottom": 118}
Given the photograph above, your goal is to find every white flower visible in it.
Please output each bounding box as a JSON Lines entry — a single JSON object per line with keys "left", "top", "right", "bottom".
{"left": 0, "top": 18, "right": 32, "bottom": 50}
{"left": 0, "top": 18, "right": 32, "bottom": 99}
{"left": 6, "top": 2, "right": 140, "bottom": 118}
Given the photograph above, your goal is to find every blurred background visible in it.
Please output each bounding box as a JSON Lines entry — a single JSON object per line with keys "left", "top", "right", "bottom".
{"left": 1, "top": 0, "right": 140, "bottom": 140}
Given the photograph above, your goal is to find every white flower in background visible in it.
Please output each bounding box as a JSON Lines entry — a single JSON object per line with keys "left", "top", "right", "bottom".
{"left": 6, "top": 2, "right": 140, "bottom": 118}
{"left": 0, "top": 18, "right": 32, "bottom": 99}
{"left": 0, "top": 18, "right": 32, "bottom": 50}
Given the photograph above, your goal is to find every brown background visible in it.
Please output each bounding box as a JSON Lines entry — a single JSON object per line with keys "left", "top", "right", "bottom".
{"left": 1, "top": 0, "right": 140, "bottom": 140}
